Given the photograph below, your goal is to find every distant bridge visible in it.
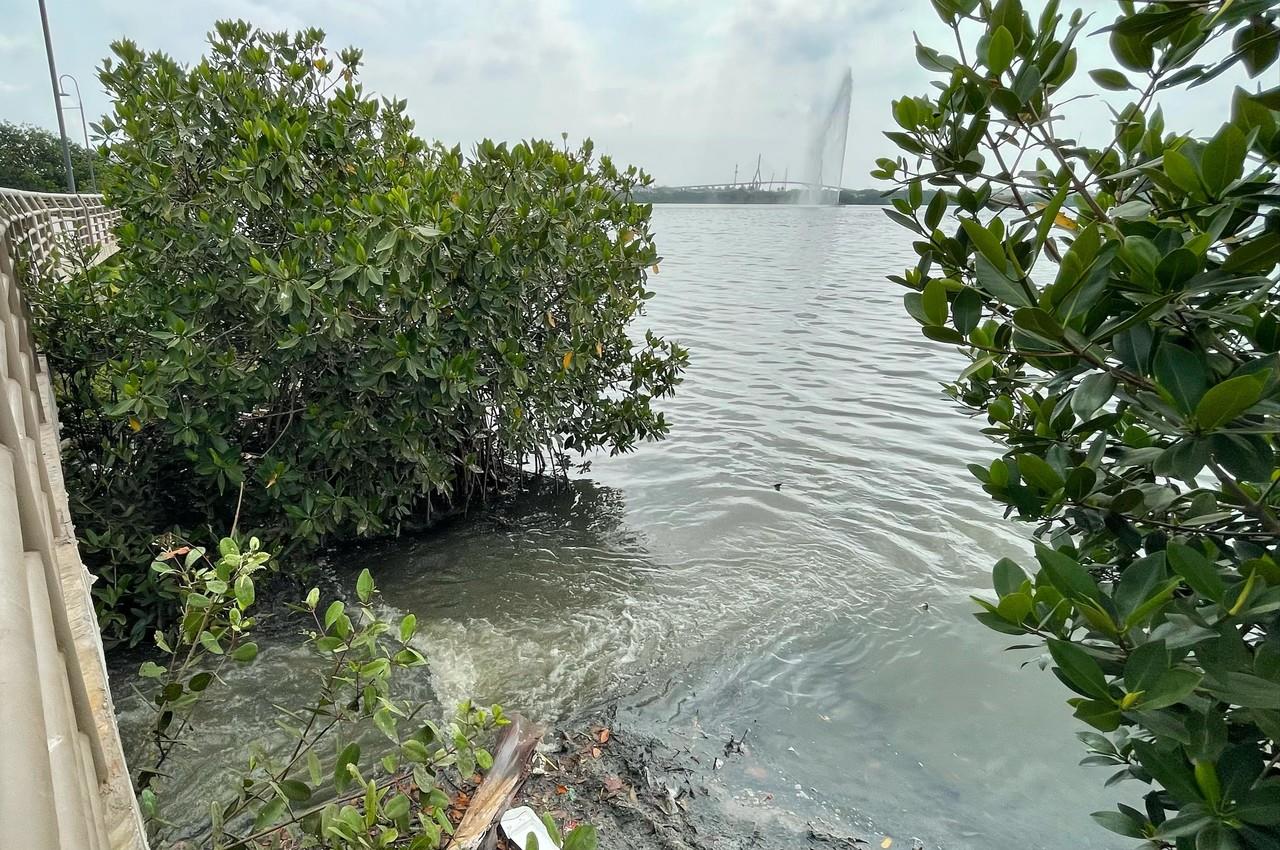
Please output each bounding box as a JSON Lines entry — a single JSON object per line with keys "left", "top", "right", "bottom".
{"left": 655, "top": 180, "right": 845, "bottom": 192}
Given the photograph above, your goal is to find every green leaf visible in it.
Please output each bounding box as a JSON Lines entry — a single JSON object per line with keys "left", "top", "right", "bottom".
{"left": 1222, "top": 232, "right": 1280, "bottom": 274}
{"left": 373, "top": 707, "right": 398, "bottom": 741}
{"left": 1072, "top": 698, "right": 1122, "bottom": 731}
{"left": 1119, "top": 235, "right": 1161, "bottom": 284}
{"left": 1071, "top": 372, "right": 1115, "bottom": 419}
{"left": 924, "top": 190, "right": 948, "bottom": 230}
{"left": 1089, "top": 69, "right": 1134, "bottom": 91}
{"left": 1156, "top": 248, "right": 1199, "bottom": 291}
{"left": 356, "top": 568, "right": 374, "bottom": 604}
{"left": 922, "top": 325, "right": 965, "bottom": 344}
{"left": 199, "top": 630, "right": 224, "bottom": 655}
{"left": 1167, "top": 542, "right": 1225, "bottom": 602}
{"left": 1019, "top": 454, "right": 1064, "bottom": 493}
{"left": 1250, "top": 85, "right": 1280, "bottom": 110}
{"left": 1206, "top": 673, "right": 1280, "bottom": 709}
{"left": 1238, "top": 18, "right": 1280, "bottom": 77}
{"left": 1048, "top": 638, "right": 1111, "bottom": 700}
{"left": 960, "top": 218, "right": 1006, "bottom": 268}
{"left": 1140, "top": 669, "right": 1203, "bottom": 710}
{"left": 234, "top": 574, "right": 255, "bottom": 609}
{"left": 1236, "top": 783, "right": 1280, "bottom": 825}
{"left": 975, "top": 254, "right": 1034, "bottom": 307}
{"left": 1012, "top": 307, "right": 1063, "bottom": 342}
{"left": 1114, "top": 554, "right": 1166, "bottom": 619}
{"left": 324, "top": 600, "right": 345, "bottom": 630}
{"left": 139, "top": 661, "right": 166, "bottom": 678}
{"left": 1131, "top": 740, "right": 1201, "bottom": 803}
{"left": 399, "top": 613, "right": 417, "bottom": 642}
{"left": 1163, "top": 148, "right": 1202, "bottom": 195}
{"left": 402, "top": 740, "right": 430, "bottom": 763}
{"left": 563, "top": 824, "right": 599, "bottom": 850}
{"left": 1195, "top": 375, "right": 1265, "bottom": 431}
{"left": 1125, "top": 640, "right": 1170, "bottom": 693}
{"left": 922, "top": 279, "right": 948, "bottom": 326}
{"left": 1201, "top": 124, "right": 1247, "bottom": 195}
{"left": 1154, "top": 343, "right": 1209, "bottom": 414}
{"left": 997, "top": 591, "right": 1033, "bottom": 623}
{"left": 253, "top": 797, "right": 287, "bottom": 832}
{"left": 1110, "top": 28, "right": 1153, "bottom": 72}
{"left": 280, "top": 779, "right": 312, "bottom": 802}
{"left": 993, "top": 557, "right": 1029, "bottom": 597}
{"left": 334, "top": 742, "right": 361, "bottom": 792}
{"left": 1036, "top": 545, "right": 1102, "bottom": 603}
{"left": 231, "top": 641, "right": 258, "bottom": 662}
{"left": 988, "top": 26, "right": 1015, "bottom": 75}
{"left": 1090, "top": 810, "right": 1145, "bottom": 838}
{"left": 307, "top": 750, "right": 323, "bottom": 787}
{"left": 952, "top": 287, "right": 982, "bottom": 335}
{"left": 1035, "top": 184, "right": 1071, "bottom": 253}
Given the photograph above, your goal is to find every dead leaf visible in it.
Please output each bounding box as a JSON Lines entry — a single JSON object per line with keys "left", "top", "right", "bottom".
{"left": 555, "top": 784, "right": 569, "bottom": 795}
{"left": 546, "top": 312, "right": 556, "bottom": 328}
{"left": 597, "top": 728, "right": 611, "bottom": 744}
{"left": 602, "top": 775, "right": 624, "bottom": 794}
{"left": 591, "top": 746, "right": 602, "bottom": 759}
{"left": 650, "top": 263, "right": 660, "bottom": 274}
{"left": 158, "top": 545, "right": 190, "bottom": 560}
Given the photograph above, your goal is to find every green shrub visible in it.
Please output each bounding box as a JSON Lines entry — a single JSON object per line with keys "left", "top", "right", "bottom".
{"left": 29, "top": 21, "right": 686, "bottom": 645}
{"left": 133, "top": 536, "right": 596, "bottom": 850}
{"left": 880, "top": 0, "right": 1280, "bottom": 846}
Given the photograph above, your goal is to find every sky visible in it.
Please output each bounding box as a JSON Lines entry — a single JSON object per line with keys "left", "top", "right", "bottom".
{"left": 0, "top": 0, "right": 1261, "bottom": 188}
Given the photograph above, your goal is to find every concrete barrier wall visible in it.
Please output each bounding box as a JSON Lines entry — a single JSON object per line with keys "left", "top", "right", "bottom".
{"left": 0, "top": 187, "right": 146, "bottom": 850}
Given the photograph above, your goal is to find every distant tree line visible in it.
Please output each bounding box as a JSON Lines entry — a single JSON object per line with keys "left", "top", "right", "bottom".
{"left": 0, "top": 120, "right": 100, "bottom": 193}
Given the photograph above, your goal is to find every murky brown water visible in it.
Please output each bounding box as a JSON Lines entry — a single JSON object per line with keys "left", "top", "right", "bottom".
{"left": 118, "top": 205, "right": 1120, "bottom": 849}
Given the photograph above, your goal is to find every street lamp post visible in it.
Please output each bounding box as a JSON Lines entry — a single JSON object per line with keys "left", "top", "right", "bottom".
{"left": 59, "top": 74, "right": 96, "bottom": 192}
{"left": 37, "top": 0, "right": 76, "bottom": 193}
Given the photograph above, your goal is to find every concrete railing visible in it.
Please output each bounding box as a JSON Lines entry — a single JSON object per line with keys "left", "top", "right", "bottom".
{"left": 0, "top": 188, "right": 120, "bottom": 269}
{"left": 0, "top": 187, "right": 145, "bottom": 850}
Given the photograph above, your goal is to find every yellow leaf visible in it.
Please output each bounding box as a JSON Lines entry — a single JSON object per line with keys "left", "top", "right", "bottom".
{"left": 650, "top": 263, "right": 660, "bottom": 274}
{"left": 1054, "top": 210, "right": 1078, "bottom": 231}
{"left": 881, "top": 839, "right": 892, "bottom": 849}
{"left": 266, "top": 472, "right": 279, "bottom": 489}
{"left": 546, "top": 312, "right": 556, "bottom": 328}
{"left": 562, "top": 351, "right": 573, "bottom": 370}
{"left": 596, "top": 341, "right": 603, "bottom": 356}
{"left": 128, "top": 417, "right": 142, "bottom": 433}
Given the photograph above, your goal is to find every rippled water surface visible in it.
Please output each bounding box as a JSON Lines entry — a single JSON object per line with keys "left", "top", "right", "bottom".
{"left": 120, "top": 205, "right": 1119, "bottom": 848}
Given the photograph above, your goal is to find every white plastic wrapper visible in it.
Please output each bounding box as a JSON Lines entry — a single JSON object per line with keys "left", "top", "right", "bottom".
{"left": 499, "top": 805, "right": 561, "bottom": 850}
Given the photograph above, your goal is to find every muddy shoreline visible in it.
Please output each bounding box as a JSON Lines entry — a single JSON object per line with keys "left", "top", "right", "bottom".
{"left": 518, "top": 710, "right": 883, "bottom": 850}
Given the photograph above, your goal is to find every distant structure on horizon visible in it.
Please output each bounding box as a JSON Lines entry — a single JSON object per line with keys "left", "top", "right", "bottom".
{"left": 641, "top": 67, "right": 856, "bottom": 206}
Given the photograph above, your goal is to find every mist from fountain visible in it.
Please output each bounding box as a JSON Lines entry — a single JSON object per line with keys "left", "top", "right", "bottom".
{"left": 799, "top": 68, "right": 853, "bottom": 206}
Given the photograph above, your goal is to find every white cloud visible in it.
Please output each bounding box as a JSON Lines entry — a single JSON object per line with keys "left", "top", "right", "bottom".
{"left": 0, "top": 0, "right": 1260, "bottom": 187}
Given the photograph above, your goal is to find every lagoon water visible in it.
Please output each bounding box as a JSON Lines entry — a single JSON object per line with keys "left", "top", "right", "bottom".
{"left": 119, "top": 204, "right": 1121, "bottom": 848}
